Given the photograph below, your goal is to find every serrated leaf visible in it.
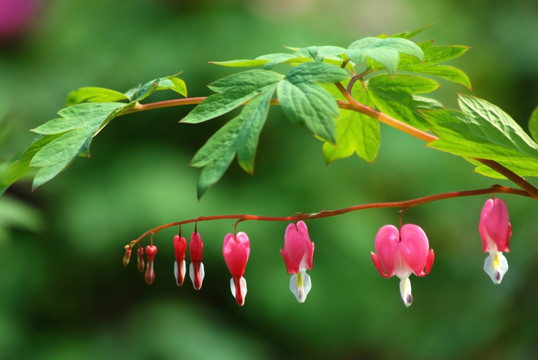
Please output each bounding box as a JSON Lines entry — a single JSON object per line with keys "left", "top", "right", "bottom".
{"left": 323, "top": 108, "right": 380, "bottom": 164}
{"left": 346, "top": 37, "right": 424, "bottom": 75}
{"left": 458, "top": 94, "right": 538, "bottom": 156}
{"left": 285, "top": 61, "right": 349, "bottom": 84}
{"left": 32, "top": 102, "right": 125, "bottom": 135}
{"left": 183, "top": 70, "right": 283, "bottom": 124}
{"left": 365, "top": 74, "right": 440, "bottom": 130}
{"left": 400, "top": 64, "right": 472, "bottom": 89}
{"left": 277, "top": 80, "right": 339, "bottom": 143}
{"left": 398, "top": 44, "right": 471, "bottom": 89}
{"left": 423, "top": 96, "right": 538, "bottom": 178}
{"left": 66, "top": 87, "right": 129, "bottom": 106}
{"left": 191, "top": 87, "right": 275, "bottom": 198}
{"left": 530, "top": 106, "right": 538, "bottom": 143}
{"left": 0, "top": 135, "right": 60, "bottom": 194}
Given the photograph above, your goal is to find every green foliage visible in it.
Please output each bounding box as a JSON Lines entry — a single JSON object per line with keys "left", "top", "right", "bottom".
{"left": 2, "top": 26, "right": 536, "bottom": 199}
{"left": 0, "top": 75, "right": 187, "bottom": 193}
{"left": 424, "top": 94, "right": 538, "bottom": 178}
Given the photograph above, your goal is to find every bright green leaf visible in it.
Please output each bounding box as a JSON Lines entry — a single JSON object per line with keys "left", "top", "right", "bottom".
{"left": 458, "top": 94, "right": 538, "bottom": 156}
{"left": 529, "top": 106, "right": 538, "bottom": 143}
{"left": 365, "top": 74, "right": 440, "bottom": 130}
{"left": 423, "top": 97, "right": 538, "bottom": 179}
{"left": 346, "top": 37, "right": 424, "bottom": 75}
{"left": 323, "top": 108, "right": 380, "bottom": 164}
{"left": 390, "top": 24, "right": 434, "bottom": 39}
{"left": 66, "top": 87, "right": 129, "bottom": 106}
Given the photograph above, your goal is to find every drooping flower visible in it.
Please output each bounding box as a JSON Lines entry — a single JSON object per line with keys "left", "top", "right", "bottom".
{"left": 173, "top": 234, "right": 187, "bottom": 287}
{"left": 479, "top": 198, "right": 512, "bottom": 284}
{"left": 371, "top": 224, "right": 434, "bottom": 307}
{"left": 189, "top": 231, "right": 204, "bottom": 290}
{"left": 123, "top": 245, "right": 132, "bottom": 267}
{"left": 223, "top": 232, "right": 250, "bottom": 306}
{"left": 280, "top": 221, "right": 315, "bottom": 303}
{"left": 145, "top": 244, "right": 157, "bottom": 285}
{"left": 137, "top": 245, "right": 145, "bottom": 272}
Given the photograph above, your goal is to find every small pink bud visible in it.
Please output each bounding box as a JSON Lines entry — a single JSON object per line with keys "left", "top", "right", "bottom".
{"left": 189, "top": 232, "right": 204, "bottom": 290}
{"left": 173, "top": 235, "right": 187, "bottom": 287}
{"left": 137, "top": 246, "right": 145, "bottom": 273}
{"left": 145, "top": 245, "right": 157, "bottom": 285}
{"left": 123, "top": 246, "right": 132, "bottom": 267}
{"left": 223, "top": 232, "right": 250, "bottom": 306}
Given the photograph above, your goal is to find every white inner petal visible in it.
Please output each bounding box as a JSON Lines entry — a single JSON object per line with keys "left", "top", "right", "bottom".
{"left": 484, "top": 251, "right": 508, "bottom": 285}
{"left": 399, "top": 276, "right": 413, "bottom": 307}
{"left": 289, "top": 270, "right": 311, "bottom": 303}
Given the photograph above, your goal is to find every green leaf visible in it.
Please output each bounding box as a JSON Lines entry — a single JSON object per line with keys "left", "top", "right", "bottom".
{"left": 191, "top": 87, "right": 275, "bottom": 198}
{"left": 423, "top": 95, "right": 538, "bottom": 178}
{"left": 277, "top": 80, "right": 339, "bottom": 143}
{"left": 66, "top": 87, "right": 130, "bottom": 106}
{"left": 365, "top": 74, "right": 440, "bottom": 130}
{"left": 125, "top": 76, "right": 188, "bottom": 102}
{"left": 285, "top": 61, "right": 350, "bottom": 84}
{"left": 182, "top": 70, "right": 284, "bottom": 124}
{"left": 530, "top": 106, "right": 538, "bottom": 143}
{"left": 0, "top": 135, "right": 60, "bottom": 194}
{"left": 276, "top": 62, "right": 349, "bottom": 143}
{"left": 398, "top": 44, "right": 471, "bottom": 89}
{"left": 322, "top": 108, "right": 380, "bottom": 164}
{"left": 32, "top": 102, "right": 125, "bottom": 135}
{"left": 28, "top": 102, "right": 125, "bottom": 190}
{"left": 458, "top": 94, "right": 538, "bottom": 156}
{"left": 346, "top": 37, "right": 424, "bottom": 75}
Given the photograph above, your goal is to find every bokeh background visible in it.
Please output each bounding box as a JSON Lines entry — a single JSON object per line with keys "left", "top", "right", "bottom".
{"left": 1, "top": 0, "right": 537, "bottom": 359}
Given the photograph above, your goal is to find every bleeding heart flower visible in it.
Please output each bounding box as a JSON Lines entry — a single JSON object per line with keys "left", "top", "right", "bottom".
{"left": 145, "top": 245, "right": 157, "bottom": 285}
{"left": 223, "top": 232, "right": 250, "bottom": 306}
{"left": 189, "top": 232, "right": 204, "bottom": 290}
{"left": 173, "top": 235, "right": 187, "bottom": 287}
{"left": 479, "top": 198, "right": 512, "bottom": 284}
{"left": 371, "top": 224, "right": 434, "bottom": 307}
{"left": 281, "top": 221, "right": 315, "bottom": 303}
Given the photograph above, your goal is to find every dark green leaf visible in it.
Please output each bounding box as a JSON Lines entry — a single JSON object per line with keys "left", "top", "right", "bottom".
{"left": 0, "top": 135, "right": 60, "bottom": 194}
{"left": 277, "top": 80, "right": 339, "bottom": 143}
{"left": 32, "top": 102, "right": 125, "bottom": 135}
{"left": 191, "top": 86, "right": 276, "bottom": 198}
{"left": 183, "top": 70, "right": 283, "bottom": 124}
{"left": 285, "top": 62, "right": 350, "bottom": 84}
{"left": 66, "top": 87, "right": 129, "bottom": 106}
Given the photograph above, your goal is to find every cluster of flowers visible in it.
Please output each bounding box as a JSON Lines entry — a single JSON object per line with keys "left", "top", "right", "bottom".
{"left": 123, "top": 198, "right": 512, "bottom": 307}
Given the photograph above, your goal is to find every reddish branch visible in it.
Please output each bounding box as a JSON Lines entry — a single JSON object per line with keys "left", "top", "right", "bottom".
{"left": 128, "top": 185, "right": 529, "bottom": 247}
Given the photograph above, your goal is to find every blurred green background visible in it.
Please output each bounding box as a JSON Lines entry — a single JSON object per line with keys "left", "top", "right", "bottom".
{"left": 1, "top": 0, "right": 537, "bottom": 359}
